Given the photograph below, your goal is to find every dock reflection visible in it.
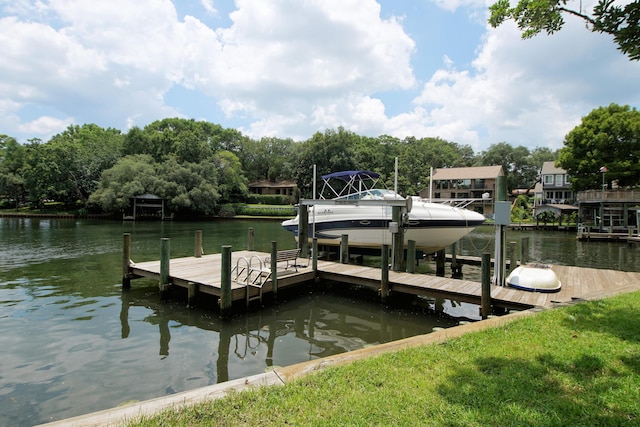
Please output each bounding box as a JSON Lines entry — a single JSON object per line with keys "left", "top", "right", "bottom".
{"left": 119, "top": 284, "right": 460, "bottom": 383}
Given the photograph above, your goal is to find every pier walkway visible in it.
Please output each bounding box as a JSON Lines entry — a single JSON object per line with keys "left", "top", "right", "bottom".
{"left": 128, "top": 251, "right": 640, "bottom": 311}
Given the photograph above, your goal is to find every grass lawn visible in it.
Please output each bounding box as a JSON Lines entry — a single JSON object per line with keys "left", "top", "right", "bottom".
{"left": 128, "top": 292, "right": 640, "bottom": 426}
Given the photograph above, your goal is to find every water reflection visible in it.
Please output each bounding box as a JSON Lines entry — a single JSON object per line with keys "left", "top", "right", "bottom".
{"left": 117, "top": 283, "right": 457, "bottom": 387}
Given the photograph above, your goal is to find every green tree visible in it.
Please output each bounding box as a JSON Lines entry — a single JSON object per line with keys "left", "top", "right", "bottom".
{"left": 212, "top": 150, "right": 247, "bottom": 204}
{"left": 396, "top": 137, "right": 471, "bottom": 196}
{"left": 49, "top": 124, "right": 123, "bottom": 206}
{"left": 89, "top": 155, "right": 158, "bottom": 212}
{"left": 478, "top": 142, "right": 537, "bottom": 191}
{"left": 0, "top": 135, "right": 27, "bottom": 207}
{"left": 125, "top": 118, "right": 235, "bottom": 162}
{"left": 292, "top": 127, "right": 359, "bottom": 198}
{"left": 489, "top": 0, "right": 640, "bottom": 60}
{"left": 557, "top": 103, "right": 640, "bottom": 190}
{"left": 236, "top": 137, "right": 296, "bottom": 182}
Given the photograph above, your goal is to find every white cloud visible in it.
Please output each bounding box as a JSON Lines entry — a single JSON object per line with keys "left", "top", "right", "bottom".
{"left": 200, "top": 0, "right": 217, "bottom": 15}
{"left": 1, "top": 0, "right": 638, "bottom": 153}
{"left": 408, "top": 12, "right": 640, "bottom": 151}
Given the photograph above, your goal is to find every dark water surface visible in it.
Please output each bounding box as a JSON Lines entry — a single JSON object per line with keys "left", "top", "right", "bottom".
{"left": 1, "top": 218, "right": 472, "bottom": 426}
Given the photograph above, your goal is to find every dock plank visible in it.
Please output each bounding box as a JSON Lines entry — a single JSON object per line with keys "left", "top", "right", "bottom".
{"left": 128, "top": 251, "right": 640, "bottom": 311}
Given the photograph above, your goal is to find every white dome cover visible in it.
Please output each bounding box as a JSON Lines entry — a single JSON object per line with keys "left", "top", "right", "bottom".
{"left": 507, "top": 264, "right": 561, "bottom": 293}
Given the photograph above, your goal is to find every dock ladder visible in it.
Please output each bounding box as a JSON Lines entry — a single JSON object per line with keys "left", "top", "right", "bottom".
{"left": 233, "top": 255, "right": 271, "bottom": 306}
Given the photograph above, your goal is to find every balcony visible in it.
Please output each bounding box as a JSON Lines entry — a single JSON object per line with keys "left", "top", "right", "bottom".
{"left": 578, "top": 190, "right": 640, "bottom": 203}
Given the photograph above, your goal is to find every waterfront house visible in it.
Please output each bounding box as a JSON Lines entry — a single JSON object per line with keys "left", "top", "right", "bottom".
{"left": 533, "top": 161, "right": 578, "bottom": 227}
{"left": 421, "top": 165, "right": 504, "bottom": 216}
{"left": 248, "top": 180, "right": 297, "bottom": 201}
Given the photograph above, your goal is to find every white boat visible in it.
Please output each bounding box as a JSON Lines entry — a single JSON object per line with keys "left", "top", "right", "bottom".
{"left": 282, "top": 170, "right": 486, "bottom": 254}
{"left": 506, "top": 264, "right": 562, "bottom": 292}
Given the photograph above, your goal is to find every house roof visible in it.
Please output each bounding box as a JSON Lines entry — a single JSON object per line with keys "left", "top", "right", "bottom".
{"left": 432, "top": 165, "right": 504, "bottom": 180}
{"left": 248, "top": 180, "right": 296, "bottom": 188}
{"left": 541, "top": 161, "right": 566, "bottom": 175}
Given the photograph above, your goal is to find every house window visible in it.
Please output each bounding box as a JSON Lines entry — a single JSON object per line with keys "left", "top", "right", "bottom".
{"left": 565, "top": 175, "right": 571, "bottom": 185}
{"left": 544, "top": 175, "right": 554, "bottom": 185}
{"left": 555, "top": 175, "right": 563, "bottom": 186}
{"left": 474, "top": 179, "right": 485, "bottom": 189}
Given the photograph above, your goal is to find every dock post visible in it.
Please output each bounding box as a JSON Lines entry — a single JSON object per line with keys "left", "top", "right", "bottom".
{"left": 312, "top": 237, "right": 318, "bottom": 271}
{"left": 247, "top": 227, "right": 254, "bottom": 251}
{"left": 195, "top": 230, "right": 203, "bottom": 258}
{"left": 187, "top": 282, "right": 197, "bottom": 308}
{"left": 270, "top": 241, "right": 278, "bottom": 301}
{"left": 299, "top": 205, "right": 309, "bottom": 258}
{"left": 508, "top": 241, "right": 518, "bottom": 274}
{"left": 407, "top": 240, "right": 416, "bottom": 273}
{"left": 392, "top": 206, "right": 405, "bottom": 272}
{"left": 380, "top": 244, "right": 390, "bottom": 301}
{"left": 436, "top": 249, "right": 445, "bottom": 277}
{"left": 220, "top": 245, "right": 232, "bottom": 317}
{"left": 122, "top": 233, "right": 131, "bottom": 289}
{"left": 451, "top": 242, "right": 463, "bottom": 279}
{"left": 340, "top": 234, "right": 349, "bottom": 264}
{"left": 520, "top": 237, "right": 529, "bottom": 264}
{"left": 481, "top": 253, "right": 492, "bottom": 319}
{"left": 160, "top": 238, "right": 170, "bottom": 298}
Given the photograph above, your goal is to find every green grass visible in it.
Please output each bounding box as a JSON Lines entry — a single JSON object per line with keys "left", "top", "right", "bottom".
{"left": 128, "top": 292, "right": 640, "bottom": 426}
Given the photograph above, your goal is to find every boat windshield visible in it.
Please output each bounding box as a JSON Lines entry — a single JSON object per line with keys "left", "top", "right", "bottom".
{"left": 335, "top": 189, "right": 401, "bottom": 200}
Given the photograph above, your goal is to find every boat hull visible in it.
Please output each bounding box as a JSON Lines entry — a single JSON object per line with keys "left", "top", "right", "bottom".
{"left": 282, "top": 202, "right": 485, "bottom": 254}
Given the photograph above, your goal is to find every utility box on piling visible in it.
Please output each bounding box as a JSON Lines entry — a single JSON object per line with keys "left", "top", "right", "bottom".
{"left": 494, "top": 201, "right": 511, "bottom": 225}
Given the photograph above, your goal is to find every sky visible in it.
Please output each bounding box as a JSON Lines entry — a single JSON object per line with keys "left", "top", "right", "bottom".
{"left": 1, "top": 0, "right": 639, "bottom": 153}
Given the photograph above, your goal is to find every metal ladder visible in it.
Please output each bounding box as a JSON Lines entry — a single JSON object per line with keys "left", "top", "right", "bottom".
{"left": 233, "top": 255, "right": 271, "bottom": 306}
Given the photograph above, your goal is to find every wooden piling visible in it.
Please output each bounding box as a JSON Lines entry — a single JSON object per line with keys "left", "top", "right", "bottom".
{"left": 299, "top": 205, "right": 309, "bottom": 258}
{"left": 508, "top": 241, "right": 518, "bottom": 274}
{"left": 392, "top": 206, "right": 405, "bottom": 272}
{"left": 247, "top": 227, "right": 254, "bottom": 251}
{"left": 312, "top": 237, "right": 318, "bottom": 271}
{"left": 270, "top": 241, "right": 278, "bottom": 300}
{"left": 340, "top": 234, "right": 349, "bottom": 264}
{"left": 520, "top": 237, "right": 529, "bottom": 265}
{"left": 436, "top": 249, "right": 445, "bottom": 277}
{"left": 451, "top": 242, "right": 463, "bottom": 279}
{"left": 159, "top": 238, "right": 170, "bottom": 298}
{"left": 122, "top": 233, "right": 131, "bottom": 289}
{"left": 380, "top": 244, "right": 389, "bottom": 302}
{"left": 406, "top": 239, "right": 416, "bottom": 274}
{"left": 187, "top": 282, "right": 197, "bottom": 308}
{"left": 194, "top": 230, "right": 203, "bottom": 258}
{"left": 481, "top": 253, "right": 491, "bottom": 319}
{"left": 219, "top": 245, "right": 232, "bottom": 316}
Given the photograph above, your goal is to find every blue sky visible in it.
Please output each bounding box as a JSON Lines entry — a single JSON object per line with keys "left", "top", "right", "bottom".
{"left": 1, "top": 0, "right": 639, "bottom": 153}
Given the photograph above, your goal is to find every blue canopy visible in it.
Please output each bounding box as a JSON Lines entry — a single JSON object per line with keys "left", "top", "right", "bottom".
{"left": 321, "top": 170, "right": 380, "bottom": 182}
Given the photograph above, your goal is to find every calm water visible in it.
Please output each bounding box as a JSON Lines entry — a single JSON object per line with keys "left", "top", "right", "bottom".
{"left": 2, "top": 218, "right": 470, "bottom": 426}
{"left": 3, "top": 219, "right": 640, "bottom": 426}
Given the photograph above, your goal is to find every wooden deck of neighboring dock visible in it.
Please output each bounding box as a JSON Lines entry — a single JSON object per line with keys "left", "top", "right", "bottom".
{"left": 128, "top": 250, "right": 640, "bottom": 311}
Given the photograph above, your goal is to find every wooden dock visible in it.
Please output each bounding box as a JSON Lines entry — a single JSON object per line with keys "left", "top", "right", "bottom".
{"left": 127, "top": 250, "right": 640, "bottom": 312}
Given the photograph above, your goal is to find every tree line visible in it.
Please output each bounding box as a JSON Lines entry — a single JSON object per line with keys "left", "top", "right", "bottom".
{"left": 1, "top": 103, "right": 639, "bottom": 217}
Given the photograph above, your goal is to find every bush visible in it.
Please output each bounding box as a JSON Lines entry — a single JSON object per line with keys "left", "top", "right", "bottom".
{"left": 236, "top": 205, "right": 296, "bottom": 217}
{"left": 245, "top": 194, "right": 293, "bottom": 205}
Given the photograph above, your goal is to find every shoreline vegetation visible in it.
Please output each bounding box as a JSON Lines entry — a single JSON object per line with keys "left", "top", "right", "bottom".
{"left": 125, "top": 291, "right": 640, "bottom": 426}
